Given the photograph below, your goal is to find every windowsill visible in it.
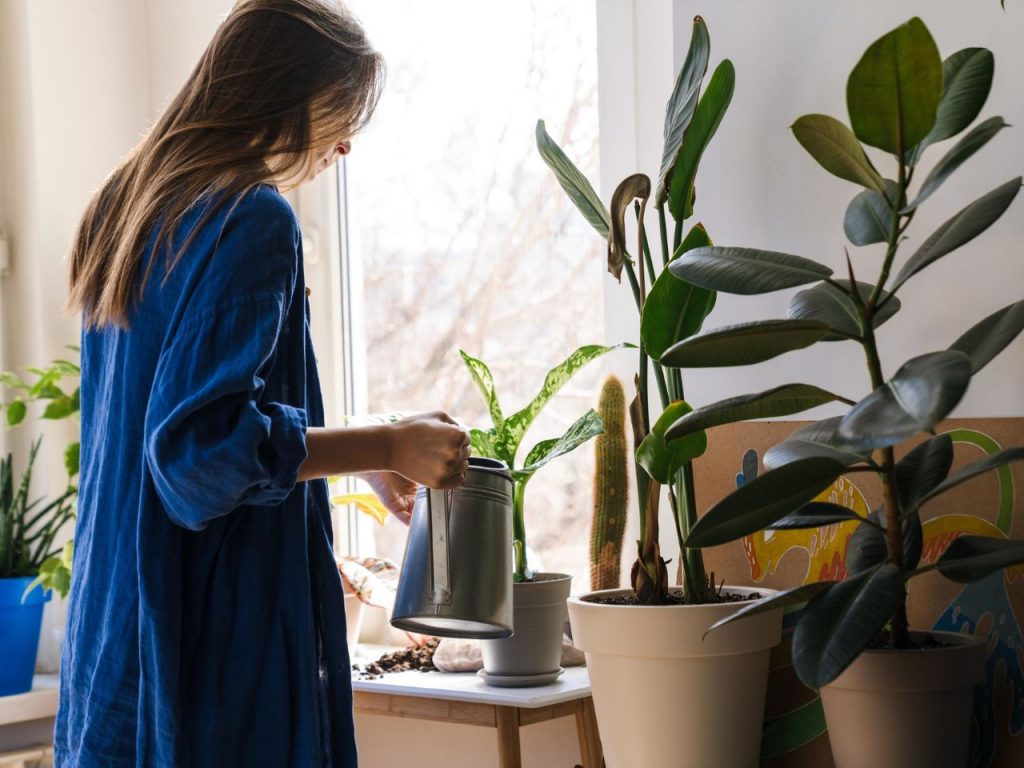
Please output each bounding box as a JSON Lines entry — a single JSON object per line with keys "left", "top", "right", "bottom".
{"left": 0, "top": 675, "right": 59, "bottom": 725}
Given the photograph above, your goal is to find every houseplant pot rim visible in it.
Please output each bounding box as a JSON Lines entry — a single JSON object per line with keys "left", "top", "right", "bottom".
{"left": 0, "top": 576, "right": 53, "bottom": 607}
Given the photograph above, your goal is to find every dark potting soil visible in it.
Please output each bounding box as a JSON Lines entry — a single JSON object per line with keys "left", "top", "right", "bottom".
{"left": 585, "top": 589, "right": 762, "bottom": 607}
{"left": 352, "top": 639, "right": 440, "bottom": 680}
{"left": 865, "top": 633, "right": 958, "bottom": 651}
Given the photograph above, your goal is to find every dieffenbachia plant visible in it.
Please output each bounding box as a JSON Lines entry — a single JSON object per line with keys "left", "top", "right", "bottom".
{"left": 461, "top": 345, "right": 619, "bottom": 582}
{"left": 537, "top": 16, "right": 734, "bottom": 604}
{"left": 661, "top": 17, "right": 1024, "bottom": 688}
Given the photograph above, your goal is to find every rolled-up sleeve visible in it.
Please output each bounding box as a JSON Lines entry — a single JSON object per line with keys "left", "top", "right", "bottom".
{"left": 144, "top": 291, "right": 308, "bottom": 531}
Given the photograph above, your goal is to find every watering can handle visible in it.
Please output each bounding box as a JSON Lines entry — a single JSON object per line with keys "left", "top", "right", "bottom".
{"left": 427, "top": 488, "right": 452, "bottom": 605}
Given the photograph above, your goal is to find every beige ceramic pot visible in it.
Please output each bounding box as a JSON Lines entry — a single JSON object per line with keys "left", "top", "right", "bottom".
{"left": 344, "top": 591, "right": 365, "bottom": 647}
{"left": 820, "top": 630, "right": 985, "bottom": 768}
{"left": 568, "top": 586, "right": 781, "bottom": 768}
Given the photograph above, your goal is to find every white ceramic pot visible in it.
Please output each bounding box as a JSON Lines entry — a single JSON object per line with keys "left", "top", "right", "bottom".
{"left": 568, "top": 586, "right": 781, "bottom": 768}
{"left": 820, "top": 630, "right": 985, "bottom": 768}
{"left": 344, "top": 592, "right": 365, "bottom": 647}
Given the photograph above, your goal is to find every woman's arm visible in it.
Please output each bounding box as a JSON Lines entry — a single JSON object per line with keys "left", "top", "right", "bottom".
{"left": 299, "top": 411, "right": 470, "bottom": 489}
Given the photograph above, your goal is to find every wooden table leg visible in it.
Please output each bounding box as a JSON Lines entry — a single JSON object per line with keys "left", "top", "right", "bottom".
{"left": 495, "top": 706, "right": 522, "bottom": 768}
{"left": 574, "top": 697, "right": 604, "bottom": 768}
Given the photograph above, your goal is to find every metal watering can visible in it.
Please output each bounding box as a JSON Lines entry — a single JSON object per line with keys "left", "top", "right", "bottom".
{"left": 391, "top": 457, "right": 514, "bottom": 639}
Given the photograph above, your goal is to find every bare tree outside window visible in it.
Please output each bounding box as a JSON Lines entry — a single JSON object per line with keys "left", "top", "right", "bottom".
{"left": 345, "top": 0, "right": 602, "bottom": 587}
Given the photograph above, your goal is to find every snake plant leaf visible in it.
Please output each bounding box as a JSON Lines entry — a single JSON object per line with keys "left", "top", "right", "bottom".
{"left": 499, "top": 344, "right": 619, "bottom": 464}
{"left": 661, "top": 319, "right": 834, "bottom": 368}
{"left": 791, "top": 115, "right": 886, "bottom": 192}
{"left": 793, "top": 564, "right": 905, "bottom": 689}
{"left": 669, "top": 247, "right": 833, "bottom": 295}
{"left": 608, "top": 174, "right": 651, "bottom": 281}
{"left": 656, "top": 16, "right": 711, "bottom": 206}
{"left": 837, "top": 350, "right": 972, "bottom": 451}
{"left": 904, "top": 118, "right": 1009, "bottom": 213}
{"left": 893, "top": 177, "right": 1022, "bottom": 291}
{"left": 705, "top": 581, "right": 836, "bottom": 637}
{"left": 765, "top": 417, "right": 871, "bottom": 470}
{"left": 636, "top": 401, "right": 708, "bottom": 485}
{"left": 844, "top": 180, "right": 900, "bottom": 246}
{"left": 535, "top": 119, "right": 610, "bottom": 238}
{"left": 641, "top": 225, "right": 716, "bottom": 360}
{"left": 668, "top": 58, "right": 736, "bottom": 220}
{"left": 936, "top": 536, "right": 1024, "bottom": 583}
{"left": 459, "top": 350, "right": 504, "bottom": 430}
{"left": 64, "top": 441, "right": 80, "bottom": 478}
{"left": 950, "top": 300, "right": 1024, "bottom": 375}
{"left": 469, "top": 428, "right": 499, "bottom": 460}
{"left": 846, "top": 17, "right": 942, "bottom": 155}
{"left": 787, "top": 280, "right": 901, "bottom": 341}
{"left": 846, "top": 508, "right": 923, "bottom": 575}
{"left": 515, "top": 409, "right": 605, "bottom": 481}
{"left": 665, "top": 384, "right": 846, "bottom": 442}
{"left": 895, "top": 434, "right": 954, "bottom": 511}
{"left": 913, "top": 447, "right": 1024, "bottom": 511}
{"left": 769, "top": 502, "right": 868, "bottom": 530}
{"left": 909, "top": 48, "right": 995, "bottom": 163}
{"left": 685, "top": 457, "right": 848, "bottom": 548}
{"left": 6, "top": 399, "right": 26, "bottom": 426}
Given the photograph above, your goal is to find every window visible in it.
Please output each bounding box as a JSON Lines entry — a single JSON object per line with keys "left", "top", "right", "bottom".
{"left": 342, "top": 0, "right": 603, "bottom": 588}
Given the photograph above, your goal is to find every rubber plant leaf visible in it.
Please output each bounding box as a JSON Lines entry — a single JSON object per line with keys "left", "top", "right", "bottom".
{"left": 764, "top": 417, "right": 871, "bottom": 470}
{"left": 661, "top": 319, "right": 833, "bottom": 368}
{"left": 768, "top": 502, "right": 869, "bottom": 531}
{"left": 937, "top": 536, "right": 1024, "bottom": 583}
{"left": 670, "top": 246, "right": 833, "bottom": 295}
{"left": 788, "top": 280, "right": 900, "bottom": 340}
{"left": 844, "top": 180, "right": 900, "bottom": 246}
{"left": 912, "top": 447, "right": 1024, "bottom": 511}
{"left": 705, "top": 581, "right": 836, "bottom": 637}
{"left": 949, "top": 300, "right": 1024, "bottom": 375}
{"left": 895, "top": 433, "right": 954, "bottom": 512}
{"left": 791, "top": 114, "right": 886, "bottom": 191}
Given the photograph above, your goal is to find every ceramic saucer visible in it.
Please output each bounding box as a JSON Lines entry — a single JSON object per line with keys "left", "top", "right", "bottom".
{"left": 476, "top": 667, "right": 564, "bottom": 688}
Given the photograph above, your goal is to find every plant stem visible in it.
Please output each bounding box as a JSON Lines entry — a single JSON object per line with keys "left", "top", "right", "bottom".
{"left": 512, "top": 481, "right": 528, "bottom": 580}
{"left": 658, "top": 205, "right": 671, "bottom": 269}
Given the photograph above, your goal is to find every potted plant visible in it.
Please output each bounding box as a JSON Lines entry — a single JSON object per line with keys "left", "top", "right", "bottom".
{"left": 537, "top": 17, "right": 784, "bottom": 766}
{"left": 1, "top": 355, "right": 80, "bottom": 694}
{"left": 663, "top": 18, "right": 1024, "bottom": 768}
{"left": 460, "top": 345, "right": 614, "bottom": 685}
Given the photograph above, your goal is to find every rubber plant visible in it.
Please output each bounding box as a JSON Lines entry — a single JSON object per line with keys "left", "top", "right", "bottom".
{"left": 537, "top": 16, "right": 734, "bottom": 603}
{"left": 460, "top": 345, "right": 618, "bottom": 581}
{"left": 658, "top": 17, "right": 1024, "bottom": 689}
{"left": 1, "top": 353, "right": 81, "bottom": 597}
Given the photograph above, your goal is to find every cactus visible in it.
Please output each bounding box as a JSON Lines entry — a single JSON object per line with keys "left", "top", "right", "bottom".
{"left": 590, "top": 376, "right": 628, "bottom": 591}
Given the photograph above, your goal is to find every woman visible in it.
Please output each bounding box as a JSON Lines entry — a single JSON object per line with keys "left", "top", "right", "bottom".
{"left": 59, "top": 1, "right": 467, "bottom": 765}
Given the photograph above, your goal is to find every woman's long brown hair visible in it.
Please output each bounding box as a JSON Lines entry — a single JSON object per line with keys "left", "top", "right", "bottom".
{"left": 69, "top": 0, "right": 384, "bottom": 329}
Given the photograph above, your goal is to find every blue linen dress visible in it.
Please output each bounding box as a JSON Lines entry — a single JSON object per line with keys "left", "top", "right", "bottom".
{"left": 55, "top": 186, "right": 357, "bottom": 767}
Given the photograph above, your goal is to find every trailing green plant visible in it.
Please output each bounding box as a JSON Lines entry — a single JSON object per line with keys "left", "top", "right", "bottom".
{"left": 1, "top": 352, "right": 81, "bottom": 597}
{"left": 590, "top": 376, "right": 628, "bottom": 591}
{"left": 658, "top": 17, "right": 1024, "bottom": 689}
{"left": 538, "top": 16, "right": 733, "bottom": 604}
{"left": 461, "top": 345, "right": 618, "bottom": 582}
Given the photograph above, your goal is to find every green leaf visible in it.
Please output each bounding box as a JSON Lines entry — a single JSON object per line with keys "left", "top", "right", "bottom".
{"left": 846, "top": 509, "right": 922, "bottom": 575}
{"left": 914, "top": 447, "right": 1024, "bottom": 510}
{"left": 787, "top": 280, "right": 900, "bottom": 341}
{"left": 893, "top": 177, "right": 1022, "bottom": 291}
{"left": 459, "top": 350, "right": 504, "bottom": 430}
{"left": 911, "top": 48, "right": 995, "bottom": 162}
{"left": 661, "top": 319, "right": 834, "bottom": 368}
{"left": 665, "top": 384, "right": 846, "bottom": 441}
{"left": 705, "top": 581, "right": 836, "bottom": 636}
{"left": 895, "top": 434, "right": 953, "bottom": 511}
{"left": 791, "top": 115, "right": 886, "bottom": 191}
{"left": 636, "top": 401, "right": 708, "bottom": 485}
{"left": 937, "top": 535, "right": 1024, "bottom": 583}
{"left": 764, "top": 417, "right": 871, "bottom": 470}
{"left": 43, "top": 396, "right": 75, "bottom": 420}
{"left": 950, "top": 300, "right": 1024, "bottom": 375}
{"left": 685, "top": 457, "right": 848, "bottom": 548}
{"left": 769, "top": 502, "right": 869, "bottom": 530}
{"left": 668, "top": 58, "right": 736, "bottom": 220}
{"left": 793, "top": 564, "right": 905, "bottom": 689}
{"left": 0, "top": 372, "right": 29, "bottom": 391}
{"left": 469, "top": 428, "right": 499, "bottom": 460}
{"left": 64, "top": 442, "right": 81, "bottom": 478}
{"left": 669, "top": 247, "right": 833, "bottom": 295}
{"left": 844, "top": 180, "right": 900, "bottom": 246}
{"left": 608, "top": 174, "right": 651, "bottom": 281}
{"left": 640, "top": 225, "right": 716, "bottom": 360}
{"left": 536, "top": 119, "right": 610, "bottom": 238}
{"left": 6, "top": 398, "right": 26, "bottom": 426}
{"left": 837, "top": 351, "right": 972, "bottom": 451}
{"left": 846, "top": 17, "right": 942, "bottom": 155}
{"left": 656, "top": 17, "right": 711, "bottom": 206}
{"left": 905, "top": 117, "right": 1009, "bottom": 212}
{"left": 498, "top": 345, "right": 618, "bottom": 464}
{"left": 515, "top": 409, "right": 604, "bottom": 480}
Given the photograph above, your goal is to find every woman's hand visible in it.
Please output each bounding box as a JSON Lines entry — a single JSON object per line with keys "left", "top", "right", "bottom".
{"left": 357, "top": 471, "right": 418, "bottom": 526}
{"left": 388, "top": 411, "right": 470, "bottom": 490}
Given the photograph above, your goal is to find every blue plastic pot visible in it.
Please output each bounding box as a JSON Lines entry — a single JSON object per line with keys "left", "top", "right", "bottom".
{"left": 0, "top": 577, "right": 51, "bottom": 696}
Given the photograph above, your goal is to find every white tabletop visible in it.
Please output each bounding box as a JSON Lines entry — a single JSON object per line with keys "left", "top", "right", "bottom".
{"left": 351, "top": 664, "right": 592, "bottom": 709}
{"left": 0, "top": 675, "right": 59, "bottom": 725}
